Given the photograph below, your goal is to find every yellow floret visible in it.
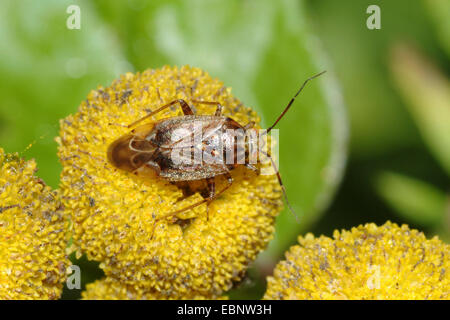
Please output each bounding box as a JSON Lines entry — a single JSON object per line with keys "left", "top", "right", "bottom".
{"left": 57, "top": 66, "right": 283, "bottom": 298}
{"left": 0, "top": 148, "right": 69, "bottom": 300}
{"left": 264, "top": 221, "right": 449, "bottom": 300}
{"left": 82, "top": 277, "right": 226, "bottom": 300}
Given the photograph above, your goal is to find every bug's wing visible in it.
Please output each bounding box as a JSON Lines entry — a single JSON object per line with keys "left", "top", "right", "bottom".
{"left": 157, "top": 117, "right": 225, "bottom": 149}
{"left": 160, "top": 163, "right": 229, "bottom": 181}
{"left": 132, "top": 122, "right": 156, "bottom": 139}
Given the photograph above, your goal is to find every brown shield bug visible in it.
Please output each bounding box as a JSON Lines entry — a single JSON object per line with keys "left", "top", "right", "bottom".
{"left": 107, "top": 71, "right": 326, "bottom": 221}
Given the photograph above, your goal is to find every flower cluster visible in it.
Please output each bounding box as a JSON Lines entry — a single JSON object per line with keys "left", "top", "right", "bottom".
{"left": 264, "top": 222, "right": 449, "bottom": 300}
{"left": 0, "top": 148, "right": 69, "bottom": 299}
{"left": 82, "top": 277, "right": 225, "bottom": 300}
{"left": 57, "top": 66, "right": 283, "bottom": 298}
{"left": 4, "top": 65, "right": 447, "bottom": 301}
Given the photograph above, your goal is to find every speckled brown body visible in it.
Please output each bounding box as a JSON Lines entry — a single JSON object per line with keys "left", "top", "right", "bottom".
{"left": 107, "top": 99, "right": 257, "bottom": 212}
{"left": 155, "top": 115, "right": 247, "bottom": 181}
{"left": 108, "top": 69, "right": 325, "bottom": 217}
{"left": 108, "top": 114, "right": 251, "bottom": 181}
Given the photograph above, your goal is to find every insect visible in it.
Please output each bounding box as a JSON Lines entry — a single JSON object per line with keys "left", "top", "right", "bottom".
{"left": 107, "top": 71, "right": 326, "bottom": 221}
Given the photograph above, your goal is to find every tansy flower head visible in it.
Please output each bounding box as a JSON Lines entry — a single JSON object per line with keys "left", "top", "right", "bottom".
{"left": 57, "top": 66, "right": 283, "bottom": 298}
{"left": 0, "top": 148, "right": 69, "bottom": 300}
{"left": 264, "top": 221, "right": 449, "bottom": 300}
{"left": 82, "top": 277, "right": 226, "bottom": 300}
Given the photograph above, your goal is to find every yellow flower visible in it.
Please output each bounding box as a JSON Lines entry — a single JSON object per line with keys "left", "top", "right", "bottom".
{"left": 82, "top": 277, "right": 226, "bottom": 300}
{"left": 0, "top": 148, "right": 69, "bottom": 300}
{"left": 264, "top": 221, "right": 449, "bottom": 300}
{"left": 57, "top": 65, "right": 283, "bottom": 298}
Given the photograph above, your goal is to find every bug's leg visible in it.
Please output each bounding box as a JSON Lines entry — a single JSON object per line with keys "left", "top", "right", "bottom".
{"left": 157, "top": 172, "right": 233, "bottom": 222}
{"left": 221, "top": 172, "right": 233, "bottom": 195}
{"left": 214, "top": 104, "right": 223, "bottom": 116}
{"left": 127, "top": 99, "right": 194, "bottom": 128}
{"left": 172, "top": 181, "right": 197, "bottom": 203}
{"left": 245, "top": 163, "right": 259, "bottom": 174}
{"left": 243, "top": 121, "right": 255, "bottom": 130}
{"left": 205, "top": 177, "right": 216, "bottom": 221}
{"left": 261, "top": 150, "right": 299, "bottom": 222}
{"left": 191, "top": 100, "right": 223, "bottom": 116}
{"left": 206, "top": 177, "right": 216, "bottom": 200}
{"left": 177, "top": 99, "right": 195, "bottom": 116}
{"left": 206, "top": 172, "right": 233, "bottom": 205}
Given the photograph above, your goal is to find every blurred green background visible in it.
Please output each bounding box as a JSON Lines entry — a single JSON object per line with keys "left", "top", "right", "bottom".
{"left": 0, "top": 0, "right": 448, "bottom": 299}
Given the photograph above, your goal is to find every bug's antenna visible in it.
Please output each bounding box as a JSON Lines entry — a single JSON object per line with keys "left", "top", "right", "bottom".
{"left": 266, "top": 71, "right": 326, "bottom": 134}
{"left": 262, "top": 150, "right": 300, "bottom": 223}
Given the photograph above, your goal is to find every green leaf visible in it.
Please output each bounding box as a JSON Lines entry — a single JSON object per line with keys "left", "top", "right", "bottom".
{"left": 376, "top": 171, "right": 447, "bottom": 226}
{"left": 390, "top": 43, "right": 450, "bottom": 176}
{"left": 423, "top": 0, "right": 450, "bottom": 58}
{"left": 0, "top": 0, "right": 128, "bottom": 188}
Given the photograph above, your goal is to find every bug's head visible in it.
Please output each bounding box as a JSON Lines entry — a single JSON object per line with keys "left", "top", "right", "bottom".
{"left": 107, "top": 134, "right": 156, "bottom": 172}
